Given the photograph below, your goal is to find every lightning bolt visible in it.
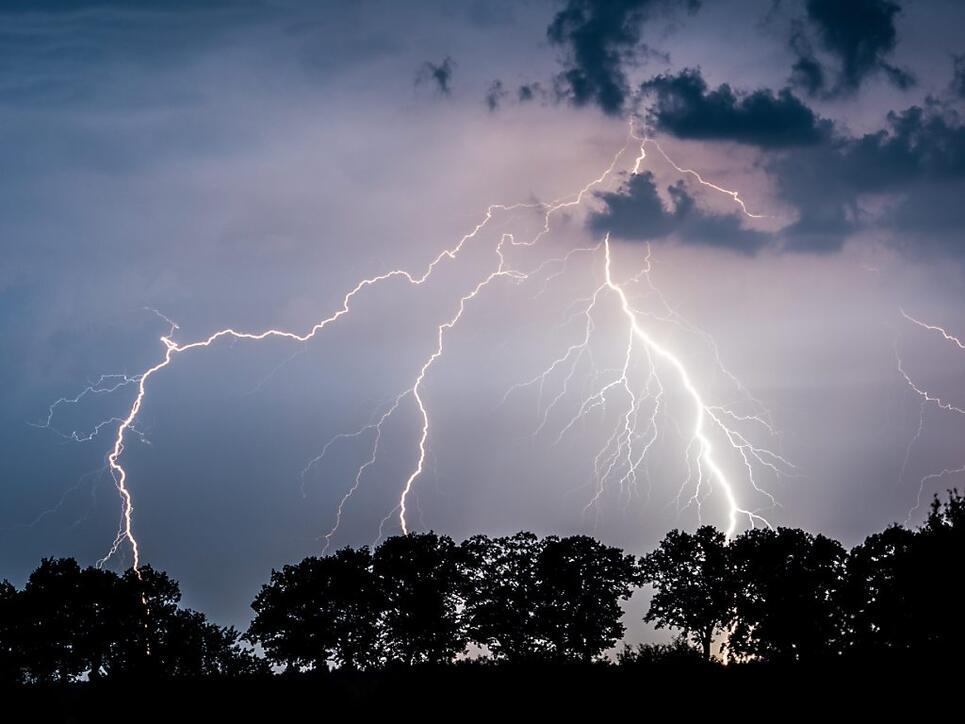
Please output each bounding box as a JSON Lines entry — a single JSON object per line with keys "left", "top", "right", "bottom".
{"left": 510, "top": 232, "right": 786, "bottom": 539}
{"left": 42, "top": 120, "right": 785, "bottom": 568}
{"left": 897, "top": 309, "right": 965, "bottom": 524}
{"left": 901, "top": 309, "right": 965, "bottom": 350}
{"left": 33, "top": 375, "right": 145, "bottom": 444}
{"left": 501, "top": 129, "right": 786, "bottom": 536}
{"left": 603, "top": 236, "right": 776, "bottom": 536}
{"left": 630, "top": 126, "right": 767, "bottom": 219}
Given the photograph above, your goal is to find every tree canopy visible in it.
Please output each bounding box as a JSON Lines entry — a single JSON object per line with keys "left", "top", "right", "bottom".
{"left": 640, "top": 525, "right": 733, "bottom": 660}
{"left": 1, "top": 490, "right": 961, "bottom": 682}
{"left": 248, "top": 547, "right": 384, "bottom": 672}
{"left": 0, "top": 559, "right": 263, "bottom": 684}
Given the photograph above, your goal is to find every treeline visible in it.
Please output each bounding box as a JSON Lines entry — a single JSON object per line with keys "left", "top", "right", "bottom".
{"left": 1, "top": 491, "right": 961, "bottom": 685}
{"left": 0, "top": 561, "right": 266, "bottom": 683}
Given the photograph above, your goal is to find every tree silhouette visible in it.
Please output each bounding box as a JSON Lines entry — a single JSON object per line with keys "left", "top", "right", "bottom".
{"left": 460, "top": 532, "right": 547, "bottom": 662}
{"left": 0, "top": 559, "right": 260, "bottom": 682}
{"left": 533, "top": 535, "right": 638, "bottom": 662}
{"left": 109, "top": 566, "right": 261, "bottom": 678}
{"left": 159, "top": 609, "right": 266, "bottom": 678}
{"left": 729, "top": 527, "right": 846, "bottom": 663}
{"left": 100, "top": 565, "right": 182, "bottom": 678}
{"left": 640, "top": 526, "right": 734, "bottom": 660}
{"left": 0, "top": 579, "right": 22, "bottom": 685}
{"left": 248, "top": 547, "right": 384, "bottom": 672}
{"left": 3, "top": 506, "right": 963, "bottom": 685}
{"left": 843, "top": 524, "right": 917, "bottom": 656}
{"left": 843, "top": 491, "right": 964, "bottom": 660}
{"left": 16, "top": 558, "right": 99, "bottom": 682}
{"left": 373, "top": 532, "right": 467, "bottom": 665}
{"left": 908, "top": 490, "right": 964, "bottom": 656}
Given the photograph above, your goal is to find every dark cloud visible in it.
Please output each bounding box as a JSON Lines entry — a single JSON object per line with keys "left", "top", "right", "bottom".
{"left": 485, "top": 79, "right": 507, "bottom": 111}
{"left": 838, "top": 103, "right": 965, "bottom": 186}
{"left": 640, "top": 68, "right": 832, "bottom": 148}
{"left": 952, "top": 54, "right": 965, "bottom": 99}
{"left": 518, "top": 82, "right": 548, "bottom": 103}
{"left": 788, "top": 19, "right": 826, "bottom": 97}
{"left": 482, "top": 79, "right": 550, "bottom": 111}
{"left": 591, "top": 98, "right": 965, "bottom": 255}
{"left": 415, "top": 57, "right": 455, "bottom": 96}
{"left": 772, "top": 100, "right": 965, "bottom": 252}
{"left": 546, "top": 0, "right": 700, "bottom": 116}
{"left": 588, "top": 171, "right": 770, "bottom": 253}
{"left": 790, "top": 0, "right": 913, "bottom": 97}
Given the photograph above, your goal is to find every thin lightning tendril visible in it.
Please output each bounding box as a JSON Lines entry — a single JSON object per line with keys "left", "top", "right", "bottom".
{"left": 629, "top": 127, "right": 767, "bottom": 219}
{"left": 42, "top": 121, "right": 783, "bottom": 567}
{"left": 897, "top": 310, "right": 965, "bottom": 524}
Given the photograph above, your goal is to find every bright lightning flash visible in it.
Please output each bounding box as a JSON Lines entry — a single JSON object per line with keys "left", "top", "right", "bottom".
{"left": 40, "top": 122, "right": 787, "bottom": 569}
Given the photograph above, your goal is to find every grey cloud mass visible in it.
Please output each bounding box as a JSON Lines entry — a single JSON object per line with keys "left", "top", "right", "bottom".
{"left": 589, "top": 171, "right": 769, "bottom": 253}
{"left": 546, "top": 0, "right": 700, "bottom": 116}
{"left": 789, "top": 0, "right": 914, "bottom": 97}
{"left": 593, "top": 96, "right": 965, "bottom": 254}
{"left": 416, "top": 57, "right": 456, "bottom": 96}
{"left": 485, "top": 79, "right": 507, "bottom": 111}
{"left": 773, "top": 100, "right": 965, "bottom": 252}
{"left": 640, "top": 68, "right": 832, "bottom": 148}
{"left": 951, "top": 54, "right": 965, "bottom": 99}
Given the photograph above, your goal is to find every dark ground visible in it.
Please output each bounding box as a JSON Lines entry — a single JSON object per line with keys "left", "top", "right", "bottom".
{"left": 5, "top": 660, "right": 956, "bottom": 722}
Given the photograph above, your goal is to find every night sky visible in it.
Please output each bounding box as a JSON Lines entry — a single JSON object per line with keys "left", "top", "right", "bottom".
{"left": 2, "top": 0, "right": 965, "bottom": 639}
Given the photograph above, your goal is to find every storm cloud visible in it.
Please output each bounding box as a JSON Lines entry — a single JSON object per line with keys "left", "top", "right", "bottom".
{"left": 773, "top": 100, "right": 965, "bottom": 252}
{"left": 640, "top": 68, "right": 832, "bottom": 148}
{"left": 597, "top": 87, "right": 965, "bottom": 254}
{"left": 951, "top": 54, "right": 965, "bottom": 99}
{"left": 589, "top": 171, "right": 770, "bottom": 253}
{"left": 546, "top": 0, "right": 700, "bottom": 115}
{"left": 789, "top": 0, "right": 914, "bottom": 97}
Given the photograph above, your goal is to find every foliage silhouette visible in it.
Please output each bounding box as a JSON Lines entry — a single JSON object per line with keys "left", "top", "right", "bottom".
{"left": 728, "top": 527, "right": 847, "bottom": 663}
{"left": 16, "top": 559, "right": 120, "bottom": 682}
{"left": 460, "top": 533, "right": 638, "bottom": 662}
{"left": 0, "top": 560, "right": 261, "bottom": 684}
{"left": 460, "top": 532, "right": 545, "bottom": 661}
{"left": 372, "top": 532, "right": 467, "bottom": 665}
{"left": 914, "top": 490, "right": 964, "bottom": 655}
{"left": 617, "top": 635, "right": 708, "bottom": 668}
{"left": 640, "top": 525, "right": 733, "bottom": 660}
{"left": 532, "top": 535, "right": 639, "bottom": 662}
{"left": 843, "top": 524, "right": 918, "bottom": 656}
{"left": 247, "top": 546, "right": 383, "bottom": 672}
{"left": 1, "top": 490, "right": 962, "bottom": 691}
{"left": 843, "top": 489, "right": 965, "bottom": 659}
{"left": 0, "top": 579, "right": 19, "bottom": 684}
